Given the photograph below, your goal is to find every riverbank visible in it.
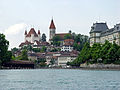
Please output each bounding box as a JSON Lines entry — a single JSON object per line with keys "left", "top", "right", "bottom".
{"left": 1, "top": 66, "right": 120, "bottom": 71}
{"left": 1, "top": 64, "right": 120, "bottom": 71}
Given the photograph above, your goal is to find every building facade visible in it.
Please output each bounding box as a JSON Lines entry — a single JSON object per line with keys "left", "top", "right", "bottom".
{"left": 89, "top": 22, "right": 120, "bottom": 46}
{"left": 61, "top": 39, "right": 74, "bottom": 52}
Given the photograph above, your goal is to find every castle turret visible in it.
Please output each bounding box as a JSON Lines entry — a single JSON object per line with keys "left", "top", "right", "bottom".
{"left": 24, "top": 30, "right": 27, "bottom": 41}
{"left": 49, "top": 19, "right": 56, "bottom": 40}
{"left": 38, "top": 30, "right": 41, "bottom": 41}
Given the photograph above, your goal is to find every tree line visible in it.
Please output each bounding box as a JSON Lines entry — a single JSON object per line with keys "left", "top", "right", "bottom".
{"left": 68, "top": 40, "right": 120, "bottom": 66}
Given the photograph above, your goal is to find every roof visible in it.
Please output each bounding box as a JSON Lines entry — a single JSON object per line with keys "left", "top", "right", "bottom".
{"left": 28, "top": 53, "right": 46, "bottom": 58}
{"left": 7, "top": 60, "right": 34, "bottom": 64}
{"left": 46, "top": 52, "right": 61, "bottom": 55}
{"left": 49, "top": 19, "right": 56, "bottom": 29}
{"left": 26, "top": 28, "right": 38, "bottom": 37}
{"left": 64, "top": 39, "right": 74, "bottom": 42}
{"left": 19, "top": 41, "right": 33, "bottom": 47}
{"left": 97, "top": 23, "right": 120, "bottom": 37}
{"left": 55, "top": 33, "right": 70, "bottom": 40}
{"left": 90, "top": 23, "right": 108, "bottom": 33}
{"left": 59, "top": 53, "right": 78, "bottom": 57}
{"left": 64, "top": 39, "right": 74, "bottom": 46}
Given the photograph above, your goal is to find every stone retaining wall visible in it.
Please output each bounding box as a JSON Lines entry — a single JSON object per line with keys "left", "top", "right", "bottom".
{"left": 80, "top": 64, "right": 120, "bottom": 69}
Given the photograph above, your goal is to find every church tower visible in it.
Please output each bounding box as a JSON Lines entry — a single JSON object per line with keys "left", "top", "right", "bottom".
{"left": 49, "top": 19, "right": 56, "bottom": 40}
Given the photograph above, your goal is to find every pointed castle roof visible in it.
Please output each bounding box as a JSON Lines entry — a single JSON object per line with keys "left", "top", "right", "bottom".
{"left": 49, "top": 19, "right": 56, "bottom": 29}
{"left": 38, "top": 30, "right": 40, "bottom": 35}
{"left": 25, "top": 30, "right": 27, "bottom": 35}
{"left": 26, "top": 28, "right": 38, "bottom": 37}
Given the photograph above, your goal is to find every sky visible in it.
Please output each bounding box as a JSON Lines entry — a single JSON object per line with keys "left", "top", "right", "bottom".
{"left": 0, "top": 0, "right": 120, "bottom": 49}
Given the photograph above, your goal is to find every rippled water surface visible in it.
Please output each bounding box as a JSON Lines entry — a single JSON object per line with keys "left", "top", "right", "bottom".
{"left": 0, "top": 69, "right": 120, "bottom": 90}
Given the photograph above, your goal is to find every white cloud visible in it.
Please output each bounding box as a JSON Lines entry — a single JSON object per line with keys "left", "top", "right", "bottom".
{"left": 4, "top": 23, "right": 27, "bottom": 35}
{"left": 3, "top": 23, "right": 27, "bottom": 49}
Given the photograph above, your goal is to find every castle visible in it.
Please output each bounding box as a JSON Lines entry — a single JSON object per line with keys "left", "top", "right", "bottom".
{"left": 89, "top": 22, "right": 120, "bottom": 46}
{"left": 19, "top": 19, "right": 69, "bottom": 47}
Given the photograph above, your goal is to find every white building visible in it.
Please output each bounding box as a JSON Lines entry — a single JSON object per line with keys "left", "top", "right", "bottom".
{"left": 61, "top": 46, "right": 73, "bottom": 52}
{"left": 57, "top": 54, "right": 77, "bottom": 66}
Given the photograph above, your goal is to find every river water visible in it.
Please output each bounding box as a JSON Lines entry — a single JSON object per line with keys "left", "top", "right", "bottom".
{"left": 0, "top": 69, "right": 120, "bottom": 90}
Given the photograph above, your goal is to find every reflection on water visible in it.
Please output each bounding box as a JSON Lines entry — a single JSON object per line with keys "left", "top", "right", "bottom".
{"left": 0, "top": 69, "right": 120, "bottom": 90}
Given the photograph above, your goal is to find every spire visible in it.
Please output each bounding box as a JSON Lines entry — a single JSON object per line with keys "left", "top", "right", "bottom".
{"left": 25, "top": 30, "right": 27, "bottom": 35}
{"left": 38, "top": 30, "right": 40, "bottom": 35}
{"left": 49, "top": 19, "right": 56, "bottom": 29}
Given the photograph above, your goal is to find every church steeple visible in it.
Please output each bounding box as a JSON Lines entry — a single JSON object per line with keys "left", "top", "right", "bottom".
{"left": 49, "top": 19, "right": 56, "bottom": 41}
{"left": 49, "top": 19, "right": 56, "bottom": 29}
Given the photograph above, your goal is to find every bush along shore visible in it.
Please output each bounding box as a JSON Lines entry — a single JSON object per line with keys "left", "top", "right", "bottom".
{"left": 68, "top": 40, "right": 120, "bottom": 68}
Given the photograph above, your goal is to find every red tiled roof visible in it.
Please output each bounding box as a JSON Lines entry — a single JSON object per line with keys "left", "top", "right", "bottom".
{"left": 64, "top": 39, "right": 74, "bottom": 42}
{"left": 49, "top": 19, "right": 56, "bottom": 29}
{"left": 19, "top": 41, "right": 33, "bottom": 47}
{"left": 64, "top": 39, "right": 74, "bottom": 46}
{"left": 26, "top": 28, "right": 38, "bottom": 37}
{"left": 55, "top": 33, "right": 70, "bottom": 40}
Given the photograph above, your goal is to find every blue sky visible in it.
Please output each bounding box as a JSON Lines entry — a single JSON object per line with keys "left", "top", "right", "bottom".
{"left": 0, "top": 0, "right": 120, "bottom": 49}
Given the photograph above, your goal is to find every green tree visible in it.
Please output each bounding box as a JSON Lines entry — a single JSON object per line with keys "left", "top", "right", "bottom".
{"left": 0, "top": 33, "right": 11, "bottom": 66}
{"left": 73, "top": 33, "right": 89, "bottom": 51}
{"left": 100, "top": 40, "right": 112, "bottom": 62}
{"left": 50, "top": 59, "right": 55, "bottom": 65}
{"left": 70, "top": 42, "right": 91, "bottom": 66}
{"left": 20, "top": 49, "right": 28, "bottom": 60}
{"left": 52, "top": 36, "right": 61, "bottom": 46}
{"left": 41, "top": 33, "right": 46, "bottom": 42}
{"left": 35, "top": 58, "right": 46, "bottom": 67}
{"left": 32, "top": 48, "right": 41, "bottom": 52}
{"left": 11, "top": 47, "right": 18, "bottom": 54}
{"left": 116, "top": 48, "right": 120, "bottom": 60}
{"left": 69, "top": 30, "right": 72, "bottom": 34}
{"left": 64, "top": 34, "right": 72, "bottom": 39}
{"left": 90, "top": 43, "right": 102, "bottom": 63}
{"left": 41, "top": 46, "right": 47, "bottom": 52}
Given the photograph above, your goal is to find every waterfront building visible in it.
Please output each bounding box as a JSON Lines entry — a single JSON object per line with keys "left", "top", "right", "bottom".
{"left": 57, "top": 52, "right": 78, "bottom": 66}
{"left": 89, "top": 22, "right": 120, "bottom": 46}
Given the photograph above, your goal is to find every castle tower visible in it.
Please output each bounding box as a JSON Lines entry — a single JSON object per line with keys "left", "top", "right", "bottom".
{"left": 24, "top": 30, "right": 27, "bottom": 41}
{"left": 49, "top": 19, "right": 56, "bottom": 40}
{"left": 38, "top": 30, "right": 41, "bottom": 41}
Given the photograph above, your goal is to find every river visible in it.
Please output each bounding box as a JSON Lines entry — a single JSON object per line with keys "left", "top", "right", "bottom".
{"left": 0, "top": 69, "right": 120, "bottom": 90}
